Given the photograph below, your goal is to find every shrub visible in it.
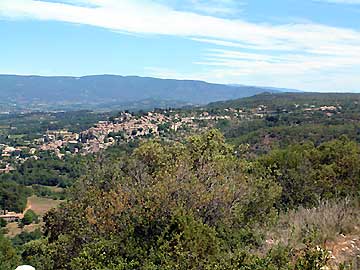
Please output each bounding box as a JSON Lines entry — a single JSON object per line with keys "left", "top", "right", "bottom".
{"left": 21, "top": 209, "right": 39, "bottom": 226}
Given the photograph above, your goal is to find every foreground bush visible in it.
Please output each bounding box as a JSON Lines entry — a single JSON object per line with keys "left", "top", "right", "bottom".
{"left": 20, "top": 130, "right": 352, "bottom": 269}
{"left": 21, "top": 130, "right": 283, "bottom": 269}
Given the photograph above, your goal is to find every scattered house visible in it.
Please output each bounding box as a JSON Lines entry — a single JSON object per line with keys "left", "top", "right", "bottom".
{"left": 0, "top": 210, "right": 23, "bottom": 222}
{"left": 0, "top": 163, "right": 15, "bottom": 174}
{"left": 320, "top": 106, "right": 337, "bottom": 111}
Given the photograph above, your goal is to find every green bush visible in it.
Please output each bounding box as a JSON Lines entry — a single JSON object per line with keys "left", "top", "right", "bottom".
{"left": 21, "top": 209, "right": 39, "bottom": 225}
{"left": 22, "top": 130, "right": 282, "bottom": 269}
{"left": 0, "top": 218, "right": 6, "bottom": 228}
{"left": 0, "top": 232, "right": 20, "bottom": 270}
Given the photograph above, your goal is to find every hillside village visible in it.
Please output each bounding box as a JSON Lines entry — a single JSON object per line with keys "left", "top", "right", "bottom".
{"left": 0, "top": 103, "right": 341, "bottom": 173}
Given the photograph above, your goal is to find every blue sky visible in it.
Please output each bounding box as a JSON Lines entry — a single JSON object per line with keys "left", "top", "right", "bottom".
{"left": 0, "top": 0, "right": 360, "bottom": 92}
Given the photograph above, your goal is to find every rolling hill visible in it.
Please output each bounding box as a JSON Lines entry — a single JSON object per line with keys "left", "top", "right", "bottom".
{"left": 0, "top": 74, "right": 283, "bottom": 111}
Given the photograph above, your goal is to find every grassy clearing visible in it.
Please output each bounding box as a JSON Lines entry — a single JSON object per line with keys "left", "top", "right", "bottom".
{"left": 7, "top": 134, "right": 25, "bottom": 139}
{"left": 27, "top": 195, "right": 63, "bottom": 216}
{"left": 265, "top": 199, "right": 360, "bottom": 248}
{"left": 46, "top": 185, "right": 65, "bottom": 193}
{"left": 32, "top": 184, "right": 65, "bottom": 193}
{"left": 5, "top": 196, "right": 63, "bottom": 237}
{"left": 6, "top": 222, "right": 41, "bottom": 238}
{"left": 260, "top": 198, "right": 360, "bottom": 267}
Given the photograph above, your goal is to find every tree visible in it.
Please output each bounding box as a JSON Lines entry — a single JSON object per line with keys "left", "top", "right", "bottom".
{"left": 21, "top": 209, "right": 38, "bottom": 226}
{"left": 0, "top": 232, "right": 20, "bottom": 270}
{"left": 258, "top": 137, "right": 360, "bottom": 209}
{"left": 0, "top": 218, "right": 6, "bottom": 228}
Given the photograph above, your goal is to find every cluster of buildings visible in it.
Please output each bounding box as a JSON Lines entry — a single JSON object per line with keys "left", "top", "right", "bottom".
{"left": 0, "top": 144, "right": 30, "bottom": 174}
{"left": 34, "top": 110, "right": 235, "bottom": 155}
{"left": 1, "top": 145, "right": 25, "bottom": 158}
{"left": 79, "top": 112, "right": 169, "bottom": 154}
{"left": 0, "top": 103, "right": 343, "bottom": 172}
{"left": 38, "top": 130, "right": 80, "bottom": 158}
{"left": 303, "top": 105, "right": 338, "bottom": 112}
{"left": 303, "top": 105, "right": 340, "bottom": 117}
{"left": 0, "top": 106, "right": 290, "bottom": 164}
{"left": 0, "top": 163, "right": 15, "bottom": 174}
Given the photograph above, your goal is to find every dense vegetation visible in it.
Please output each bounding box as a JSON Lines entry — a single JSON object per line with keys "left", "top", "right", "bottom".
{"left": 0, "top": 154, "right": 88, "bottom": 212}
{"left": 0, "top": 180, "right": 32, "bottom": 212}
{"left": 1, "top": 154, "right": 87, "bottom": 187}
{"left": 1, "top": 93, "right": 360, "bottom": 269}
{"left": 207, "top": 92, "right": 360, "bottom": 110}
{"left": 209, "top": 93, "right": 360, "bottom": 154}
{"left": 13, "top": 129, "right": 359, "bottom": 269}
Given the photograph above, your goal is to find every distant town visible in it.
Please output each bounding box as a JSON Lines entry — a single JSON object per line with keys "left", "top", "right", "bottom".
{"left": 0, "top": 102, "right": 341, "bottom": 173}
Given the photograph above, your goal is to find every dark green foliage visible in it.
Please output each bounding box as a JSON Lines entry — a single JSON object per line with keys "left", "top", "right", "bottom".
{"left": 208, "top": 92, "right": 360, "bottom": 111}
{"left": 31, "top": 185, "right": 67, "bottom": 200}
{"left": 21, "top": 209, "right": 39, "bottom": 225}
{"left": 157, "top": 122, "right": 171, "bottom": 132}
{"left": 209, "top": 92, "right": 360, "bottom": 155}
{"left": 19, "top": 129, "right": 351, "bottom": 269}
{"left": 0, "top": 180, "right": 32, "bottom": 212}
{"left": 0, "top": 155, "right": 87, "bottom": 187}
{"left": 11, "top": 228, "right": 42, "bottom": 247}
{"left": 258, "top": 137, "right": 360, "bottom": 209}
{"left": 0, "top": 217, "right": 6, "bottom": 228}
{"left": 0, "top": 231, "right": 20, "bottom": 270}
{"left": 294, "top": 245, "right": 329, "bottom": 270}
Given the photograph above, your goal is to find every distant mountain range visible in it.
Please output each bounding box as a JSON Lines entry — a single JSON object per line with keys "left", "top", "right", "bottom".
{"left": 229, "top": 84, "right": 303, "bottom": 93}
{"left": 0, "top": 74, "right": 300, "bottom": 112}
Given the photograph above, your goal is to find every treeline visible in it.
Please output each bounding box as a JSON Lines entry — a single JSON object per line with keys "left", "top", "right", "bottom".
{"left": 206, "top": 92, "right": 360, "bottom": 154}
{"left": 0, "top": 154, "right": 87, "bottom": 188}
{"left": 10, "top": 130, "right": 359, "bottom": 269}
{"left": 0, "top": 154, "right": 88, "bottom": 212}
{"left": 0, "top": 181, "right": 31, "bottom": 212}
{"left": 217, "top": 111, "right": 360, "bottom": 155}
{"left": 207, "top": 92, "right": 360, "bottom": 111}
{"left": 259, "top": 136, "right": 360, "bottom": 209}
{"left": 227, "top": 122, "right": 360, "bottom": 154}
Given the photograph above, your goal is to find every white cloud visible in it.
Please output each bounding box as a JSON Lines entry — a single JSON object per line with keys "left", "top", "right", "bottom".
{"left": 316, "top": 0, "right": 360, "bottom": 4}
{"left": 1, "top": 0, "right": 359, "bottom": 53}
{"left": 152, "top": 0, "right": 243, "bottom": 16}
{"left": 186, "top": 0, "right": 243, "bottom": 16}
{"left": 0, "top": 0, "right": 360, "bottom": 91}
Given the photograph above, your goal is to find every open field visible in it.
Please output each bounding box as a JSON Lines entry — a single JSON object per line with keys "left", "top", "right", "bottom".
{"left": 6, "top": 222, "right": 41, "bottom": 238}
{"left": 46, "top": 185, "right": 65, "bottom": 193}
{"left": 5, "top": 196, "right": 63, "bottom": 237}
{"left": 27, "top": 195, "right": 63, "bottom": 216}
{"left": 7, "top": 134, "right": 25, "bottom": 139}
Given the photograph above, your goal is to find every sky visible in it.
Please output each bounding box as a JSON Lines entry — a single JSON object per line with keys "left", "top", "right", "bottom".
{"left": 0, "top": 0, "right": 360, "bottom": 92}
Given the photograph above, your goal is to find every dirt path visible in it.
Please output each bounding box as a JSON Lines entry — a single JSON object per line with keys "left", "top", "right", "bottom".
{"left": 22, "top": 201, "right": 32, "bottom": 215}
